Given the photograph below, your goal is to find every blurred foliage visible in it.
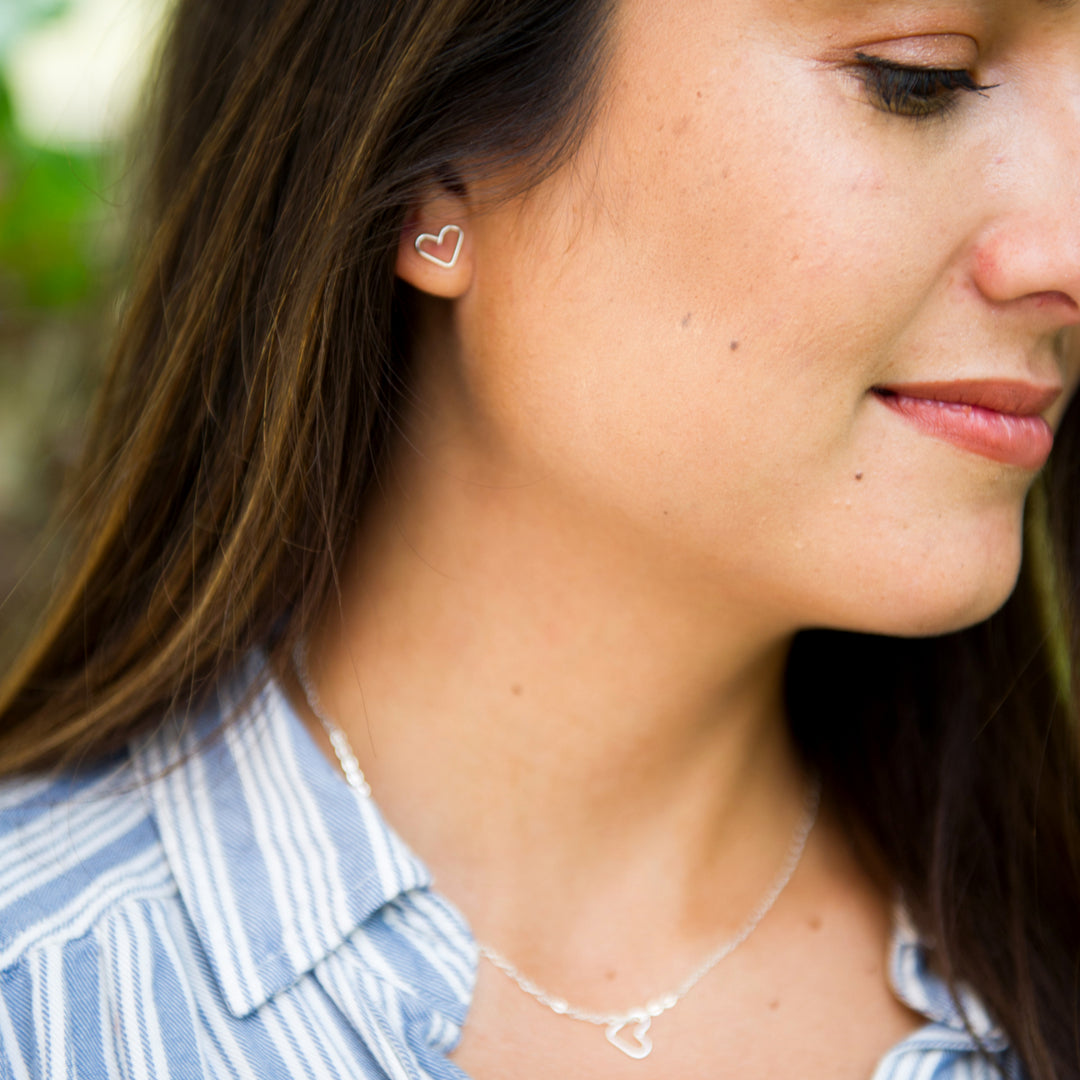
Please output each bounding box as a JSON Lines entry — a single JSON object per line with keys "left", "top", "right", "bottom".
{"left": 0, "top": 5, "right": 129, "bottom": 671}
{"left": 0, "top": 80, "right": 113, "bottom": 309}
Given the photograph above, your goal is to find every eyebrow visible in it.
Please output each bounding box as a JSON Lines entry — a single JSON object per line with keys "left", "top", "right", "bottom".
{"left": 1037, "top": 0, "right": 1077, "bottom": 9}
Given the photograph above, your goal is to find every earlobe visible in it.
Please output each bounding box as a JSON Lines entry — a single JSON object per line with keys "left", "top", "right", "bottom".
{"left": 396, "top": 216, "right": 472, "bottom": 298}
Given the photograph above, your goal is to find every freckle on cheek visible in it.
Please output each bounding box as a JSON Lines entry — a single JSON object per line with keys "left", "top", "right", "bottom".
{"left": 730, "top": 340, "right": 740, "bottom": 351}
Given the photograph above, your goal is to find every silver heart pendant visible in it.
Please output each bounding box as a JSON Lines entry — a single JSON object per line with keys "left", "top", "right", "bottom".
{"left": 605, "top": 1011, "right": 653, "bottom": 1059}
{"left": 414, "top": 224, "right": 464, "bottom": 269}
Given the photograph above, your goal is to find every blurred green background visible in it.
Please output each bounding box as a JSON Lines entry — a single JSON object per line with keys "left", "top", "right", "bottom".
{"left": 0, "top": 0, "right": 167, "bottom": 670}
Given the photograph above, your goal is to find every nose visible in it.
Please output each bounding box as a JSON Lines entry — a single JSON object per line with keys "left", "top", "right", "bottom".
{"left": 969, "top": 68, "right": 1080, "bottom": 328}
{"left": 972, "top": 219, "right": 1080, "bottom": 325}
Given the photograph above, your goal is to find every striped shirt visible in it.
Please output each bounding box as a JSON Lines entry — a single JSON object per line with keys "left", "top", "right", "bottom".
{"left": 0, "top": 655, "right": 1022, "bottom": 1079}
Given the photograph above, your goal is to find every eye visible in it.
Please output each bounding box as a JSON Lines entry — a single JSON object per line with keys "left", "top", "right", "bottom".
{"left": 852, "top": 53, "right": 996, "bottom": 120}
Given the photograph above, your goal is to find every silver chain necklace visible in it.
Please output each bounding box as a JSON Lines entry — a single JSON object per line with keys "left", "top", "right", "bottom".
{"left": 292, "top": 642, "right": 821, "bottom": 1060}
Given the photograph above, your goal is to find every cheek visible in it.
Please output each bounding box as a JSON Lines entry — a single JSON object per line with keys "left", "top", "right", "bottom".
{"left": 463, "top": 188, "right": 1032, "bottom": 639}
{"left": 456, "top": 17, "right": 1033, "bottom": 638}
{"left": 463, "top": 84, "right": 922, "bottom": 530}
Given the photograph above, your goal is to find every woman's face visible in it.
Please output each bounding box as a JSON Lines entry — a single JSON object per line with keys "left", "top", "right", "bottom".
{"left": 443, "top": 0, "right": 1080, "bottom": 637}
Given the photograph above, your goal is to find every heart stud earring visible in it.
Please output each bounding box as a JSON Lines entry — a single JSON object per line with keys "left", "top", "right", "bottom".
{"left": 414, "top": 224, "right": 464, "bottom": 269}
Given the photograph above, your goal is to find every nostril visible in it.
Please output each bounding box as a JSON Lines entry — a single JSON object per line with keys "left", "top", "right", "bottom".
{"left": 1032, "top": 291, "right": 1079, "bottom": 311}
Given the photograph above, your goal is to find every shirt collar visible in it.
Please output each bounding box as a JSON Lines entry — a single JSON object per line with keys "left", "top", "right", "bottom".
{"left": 133, "top": 653, "right": 432, "bottom": 1017}
{"left": 888, "top": 903, "right": 1009, "bottom": 1052}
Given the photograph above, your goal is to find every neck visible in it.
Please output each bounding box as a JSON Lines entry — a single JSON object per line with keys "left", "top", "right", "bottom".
{"left": 294, "top": 431, "right": 818, "bottom": 967}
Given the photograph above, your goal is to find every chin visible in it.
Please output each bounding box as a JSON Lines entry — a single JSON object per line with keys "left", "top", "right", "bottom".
{"left": 817, "top": 521, "right": 1027, "bottom": 641}
{"left": 861, "top": 558, "right": 1022, "bottom": 640}
{"left": 905, "top": 578, "right": 1020, "bottom": 638}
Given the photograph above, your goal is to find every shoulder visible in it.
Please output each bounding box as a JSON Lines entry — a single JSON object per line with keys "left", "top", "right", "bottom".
{"left": 0, "top": 666, "right": 429, "bottom": 1080}
{"left": 0, "top": 753, "right": 195, "bottom": 1076}
{"left": 0, "top": 753, "right": 175, "bottom": 969}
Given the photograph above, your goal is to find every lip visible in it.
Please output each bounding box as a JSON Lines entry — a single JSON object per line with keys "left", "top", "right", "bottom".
{"left": 872, "top": 379, "right": 1062, "bottom": 470}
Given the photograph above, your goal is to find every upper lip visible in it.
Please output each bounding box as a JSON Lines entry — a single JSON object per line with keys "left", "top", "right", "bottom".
{"left": 872, "top": 379, "right": 1063, "bottom": 417}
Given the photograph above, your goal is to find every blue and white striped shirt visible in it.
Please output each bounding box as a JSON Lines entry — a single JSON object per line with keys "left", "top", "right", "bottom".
{"left": 0, "top": 656, "right": 1022, "bottom": 1079}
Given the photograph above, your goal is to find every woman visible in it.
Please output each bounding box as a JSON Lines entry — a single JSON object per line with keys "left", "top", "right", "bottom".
{"left": 1, "top": 0, "right": 1079, "bottom": 1076}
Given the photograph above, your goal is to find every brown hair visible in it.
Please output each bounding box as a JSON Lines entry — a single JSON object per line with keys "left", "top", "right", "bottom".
{"left": 1, "top": 1, "right": 1079, "bottom": 1076}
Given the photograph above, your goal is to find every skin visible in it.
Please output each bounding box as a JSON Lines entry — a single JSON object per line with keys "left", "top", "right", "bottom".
{"left": 294, "top": 0, "right": 1080, "bottom": 1076}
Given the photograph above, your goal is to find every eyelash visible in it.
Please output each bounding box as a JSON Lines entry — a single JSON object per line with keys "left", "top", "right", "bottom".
{"left": 853, "top": 53, "right": 996, "bottom": 120}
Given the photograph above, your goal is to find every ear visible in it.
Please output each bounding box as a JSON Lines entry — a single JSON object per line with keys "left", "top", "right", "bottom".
{"left": 396, "top": 194, "right": 473, "bottom": 298}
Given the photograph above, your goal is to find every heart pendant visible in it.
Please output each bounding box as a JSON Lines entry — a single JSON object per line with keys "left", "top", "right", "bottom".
{"left": 605, "top": 1012, "right": 653, "bottom": 1060}
{"left": 414, "top": 224, "right": 464, "bottom": 269}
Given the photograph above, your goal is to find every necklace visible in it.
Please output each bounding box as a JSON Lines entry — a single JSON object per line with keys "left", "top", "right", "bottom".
{"left": 292, "top": 642, "right": 821, "bottom": 1060}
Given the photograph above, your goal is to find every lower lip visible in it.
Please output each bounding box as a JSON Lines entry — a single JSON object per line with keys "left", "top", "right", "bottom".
{"left": 875, "top": 391, "right": 1054, "bottom": 470}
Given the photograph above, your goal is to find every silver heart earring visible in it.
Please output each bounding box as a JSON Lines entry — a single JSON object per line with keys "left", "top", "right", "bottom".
{"left": 414, "top": 224, "right": 464, "bottom": 269}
